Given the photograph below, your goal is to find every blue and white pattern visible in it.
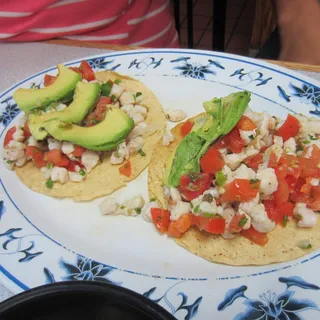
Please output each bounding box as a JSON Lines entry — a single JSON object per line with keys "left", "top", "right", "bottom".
{"left": 1, "top": 49, "right": 320, "bottom": 319}
{"left": 218, "top": 277, "right": 319, "bottom": 320}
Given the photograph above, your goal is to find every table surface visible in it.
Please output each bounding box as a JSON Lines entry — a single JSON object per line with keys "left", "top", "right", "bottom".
{"left": 1, "top": 40, "right": 320, "bottom": 303}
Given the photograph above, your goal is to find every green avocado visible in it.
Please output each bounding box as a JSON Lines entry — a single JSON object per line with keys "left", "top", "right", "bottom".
{"left": 28, "top": 82, "right": 101, "bottom": 140}
{"left": 13, "top": 64, "right": 82, "bottom": 112}
{"left": 44, "top": 108, "right": 134, "bottom": 151}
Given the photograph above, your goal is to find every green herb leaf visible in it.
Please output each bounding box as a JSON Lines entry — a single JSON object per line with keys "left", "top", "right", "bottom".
{"left": 120, "top": 205, "right": 126, "bottom": 209}
{"left": 309, "top": 134, "right": 317, "bottom": 141}
{"left": 216, "top": 170, "right": 227, "bottom": 186}
{"left": 298, "top": 240, "right": 312, "bottom": 249}
{"left": 249, "top": 134, "right": 254, "bottom": 140}
{"left": 46, "top": 162, "right": 52, "bottom": 169}
{"left": 79, "top": 169, "right": 86, "bottom": 176}
{"left": 203, "top": 213, "right": 214, "bottom": 218}
{"left": 190, "top": 202, "right": 194, "bottom": 209}
{"left": 46, "top": 178, "right": 53, "bottom": 189}
{"left": 111, "top": 94, "right": 117, "bottom": 102}
{"left": 150, "top": 198, "right": 156, "bottom": 202}
{"left": 303, "top": 140, "right": 310, "bottom": 144}
{"left": 101, "top": 80, "right": 113, "bottom": 96}
{"left": 238, "top": 216, "right": 248, "bottom": 227}
{"left": 6, "top": 160, "right": 13, "bottom": 164}
{"left": 114, "top": 79, "right": 121, "bottom": 85}
{"left": 250, "top": 179, "right": 260, "bottom": 184}
{"left": 135, "top": 208, "right": 142, "bottom": 215}
{"left": 136, "top": 92, "right": 142, "bottom": 97}
{"left": 282, "top": 215, "right": 288, "bottom": 227}
{"left": 138, "top": 149, "right": 146, "bottom": 156}
{"left": 194, "top": 205, "right": 200, "bottom": 213}
{"left": 296, "top": 147, "right": 304, "bottom": 152}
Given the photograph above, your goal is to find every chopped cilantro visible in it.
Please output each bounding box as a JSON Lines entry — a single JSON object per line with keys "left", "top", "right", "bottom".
{"left": 138, "top": 149, "right": 146, "bottom": 156}
{"left": 150, "top": 198, "right": 156, "bottom": 202}
{"left": 46, "top": 162, "right": 52, "bottom": 169}
{"left": 46, "top": 178, "right": 53, "bottom": 189}
{"left": 6, "top": 160, "right": 13, "bottom": 164}
{"left": 296, "top": 147, "right": 303, "bottom": 152}
{"left": 216, "top": 171, "right": 227, "bottom": 186}
{"left": 79, "top": 169, "right": 86, "bottom": 176}
{"left": 190, "top": 202, "right": 194, "bottom": 209}
{"left": 250, "top": 179, "right": 260, "bottom": 184}
{"left": 194, "top": 205, "right": 200, "bottom": 213}
{"left": 203, "top": 213, "right": 214, "bottom": 218}
{"left": 309, "top": 134, "right": 317, "bottom": 141}
{"left": 282, "top": 215, "right": 288, "bottom": 227}
{"left": 111, "top": 94, "right": 117, "bottom": 102}
{"left": 120, "top": 205, "right": 126, "bottom": 209}
{"left": 298, "top": 240, "right": 312, "bottom": 249}
{"left": 238, "top": 217, "right": 248, "bottom": 227}
{"left": 114, "top": 79, "right": 121, "bottom": 85}
{"left": 303, "top": 140, "right": 310, "bottom": 144}
{"left": 249, "top": 135, "right": 254, "bottom": 140}
{"left": 135, "top": 208, "right": 142, "bottom": 215}
{"left": 136, "top": 92, "right": 142, "bottom": 97}
{"left": 101, "top": 80, "right": 112, "bottom": 96}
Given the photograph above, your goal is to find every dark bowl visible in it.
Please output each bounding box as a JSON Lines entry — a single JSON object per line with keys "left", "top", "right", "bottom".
{"left": 0, "top": 281, "right": 176, "bottom": 320}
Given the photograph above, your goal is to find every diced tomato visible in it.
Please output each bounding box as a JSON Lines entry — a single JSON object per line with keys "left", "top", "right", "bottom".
{"left": 191, "top": 215, "right": 225, "bottom": 234}
{"left": 265, "top": 199, "right": 294, "bottom": 224}
{"left": 273, "top": 178, "right": 289, "bottom": 204}
{"left": 268, "top": 152, "right": 277, "bottom": 168}
{"left": 3, "top": 127, "right": 16, "bottom": 147}
{"left": 119, "top": 161, "right": 131, "bottom": 177}
{"left": 23, "top": 121, "right": 31, "bottom": 138}
{"left": 66, "top": 160, "right": 84, "bottom": 172}
{"left": 86, "top": 96, "right": 111, "bottom": 126}
{"left": 261, "top": 146, "right": 268, "bottom": 152}
{"left": 72, "top": 145, "right": 86, "bottom": 157}
{"left": 174, "top": 214, "right": 192, "bottom": 233}
{"left": 290, "top": 177, "right": 310, "bottom": 203}
{"left": 167, "top": 221, "right": 182, "bottom": 238}
{"left": 285, "top": 175, "right": 298, "bottom": 193}
{"left": 277, "top": 155, "right": 301, "bottom": 178}
{"left": 311, "top": 145, "right": 320, "bottom": 160}
{"left": 44, "top": 74, "right": 56, "bottom": 87}
{"left": 300, "top": 178, "right": 313, "bottom": 194}
{"left": 299, "top": 158, "right": 320, "bottom": 179}
{"left": 26, "top": 146, "right": 47, "bottom": 168}
{"left": 80, "top": 60, "right": 96, "bottom": 81}
{"left": 241, "top": 226, "right": 268, "bottom": 246}
{"left": 276, "top": 114, "right": 300, "bottom": 141}
{"left": 229, "top": 214, "right": 247, "bottom": 233}
{"left": 309, "top": 186, "right": 320, "bottom": 211}
{"left": 243, "top": 153, "right": 263, "bottom": 171}
{"left": 221, "top": 179, "right": 260, "bottom": 202}
{"left": 200, "top": 147, "right": 225, "bottom": 174}
{"left": 236, "top": 115, "right": 257, "bottom": 131}
{"left": 214, "top": 137, "right": 227, "bottom": 149}
{"left": 179, "top": 173, "right": 212, "bottom": 201}
{"left": 180, "top": 120, "right": 194, "bottom": 137}
{"left": 45, "top": 149, "right": 69, "bottom": 167}
{"left": 151, "top": 208, "right": 171, "bottom": 233}
{"left": 226, "top": 128, "right": 245, "bottom": 154}
{"left": 69, "top": 67, "right": 82, "bottom": 75}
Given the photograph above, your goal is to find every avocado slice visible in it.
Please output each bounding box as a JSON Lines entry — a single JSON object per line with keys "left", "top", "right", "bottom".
{"left": 13, "top": 64, "right": 82, "bottom": 112}
{"left": 44, "top": 108, "right": 134, "bottom": 151}
{"left": 28, "top": 82, "right": 101, "bottom": 140}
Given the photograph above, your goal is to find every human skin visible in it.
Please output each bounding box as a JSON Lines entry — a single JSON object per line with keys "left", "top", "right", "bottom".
{"left": 276, "top": 0, "right": 320, "bottom": 64}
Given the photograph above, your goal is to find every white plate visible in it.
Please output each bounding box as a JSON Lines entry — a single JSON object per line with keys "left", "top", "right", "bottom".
{"left": 1, "top": 49, "right": 320, "bottom": 320}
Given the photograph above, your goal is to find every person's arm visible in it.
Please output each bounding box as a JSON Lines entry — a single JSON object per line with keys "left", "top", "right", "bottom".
{"left": 276, "top": 0, "right": 320, "bottom": 64}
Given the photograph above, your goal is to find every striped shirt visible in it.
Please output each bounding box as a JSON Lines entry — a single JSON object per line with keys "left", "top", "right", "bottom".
{"left": 0, "top": 0, "right": 179, "bottom": 48}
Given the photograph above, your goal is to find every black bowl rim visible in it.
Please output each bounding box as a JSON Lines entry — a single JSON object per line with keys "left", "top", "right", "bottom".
{"left": 0, "top": 281, "right": 176, "bottom": 320}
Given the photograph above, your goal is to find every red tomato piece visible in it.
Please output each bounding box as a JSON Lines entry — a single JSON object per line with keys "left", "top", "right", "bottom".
{"left": 309, "top": 186, "right": 320, "bottom": 211}
{"left": 24, "top": 121, "right": 31, "bottom": 138}
{"left": 45, "top": 149, "right": 69, "bottom": 167}
{"left": 265, "top": 199, "right": 294, "bottom": 224}
{"left": 244, "top": 153, "right": 263, "bottom": 171}
{"left": 3, "top": 127, "right": 16, "bottom": 147}
{"left": 299, "top": 158, "right": 320, "bottom": 179}
{"left": 179, "top": 173, "right": 212, "bottom": 201}
{"left": 268, "top": 152, "right": 277, "bottom": 168}
{"left": 151, "top": 208, "right": 171, "bottom": 233}
{"left": 264, "top": 199, "right": 277, "bottom": 221}
{"left": 214, "top": 137, "right": 227, "bottom": 149}
{"left": 285, "top": 175, "right": 298, "bottom": 193}
{"left": 236, "top": 115, "right": 257, "bottom": 131}
{"left": 277, "top": 155, "right": 301, "bottom": 178}
{"left": 119, "top": 161, "right": 131, "bottom": 177}
{"left": 80, "top": 60, "right": 96, "bottom": 81}
{"left": 174, "top": 214, "right": 192, "bottom": 233}
{"left": 276, "top": 114, "right": 300, "bottom": 141}
{"left": 167, "top": 221, "right": 182, "bottom": 238}
{"left": 273, "top": 178, "right": 289, "bottom": 205}
{"left": 206, "top": 218, "right": 226, "bottom": 234}
{"left": 180, "top": 120, "right": 194, "bottom": 137}
{"left": 44, "top": 74, "right": 56, "bottom": 87}
{"left": 226, "top": 128, "right": 245, "bottom": 154}
{"left": 72, "top": 145, "right": 86, "bottom": 157}
{"left": 26, "top": 146, "right": 47, "bottom": 168}
{"left": 241, "top": 226, "right": 268, "bottom": 246}
{"left": 69, "top": 67, "right": 82, "bottom": 75}
{"left": 200, "top": 147, "right": 225, "bottom": 174}
{"left": 221, "top": 179, "right": 260, "bottom": 202}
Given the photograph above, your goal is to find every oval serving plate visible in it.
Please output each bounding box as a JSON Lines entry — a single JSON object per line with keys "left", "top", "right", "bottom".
{"left": 0, "top": 49, "right": 320, "bottom": 319}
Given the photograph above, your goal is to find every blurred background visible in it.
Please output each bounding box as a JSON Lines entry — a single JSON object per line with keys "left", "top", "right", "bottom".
{"left": 174, "top": 0, "right": 277, "bottom": 58}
